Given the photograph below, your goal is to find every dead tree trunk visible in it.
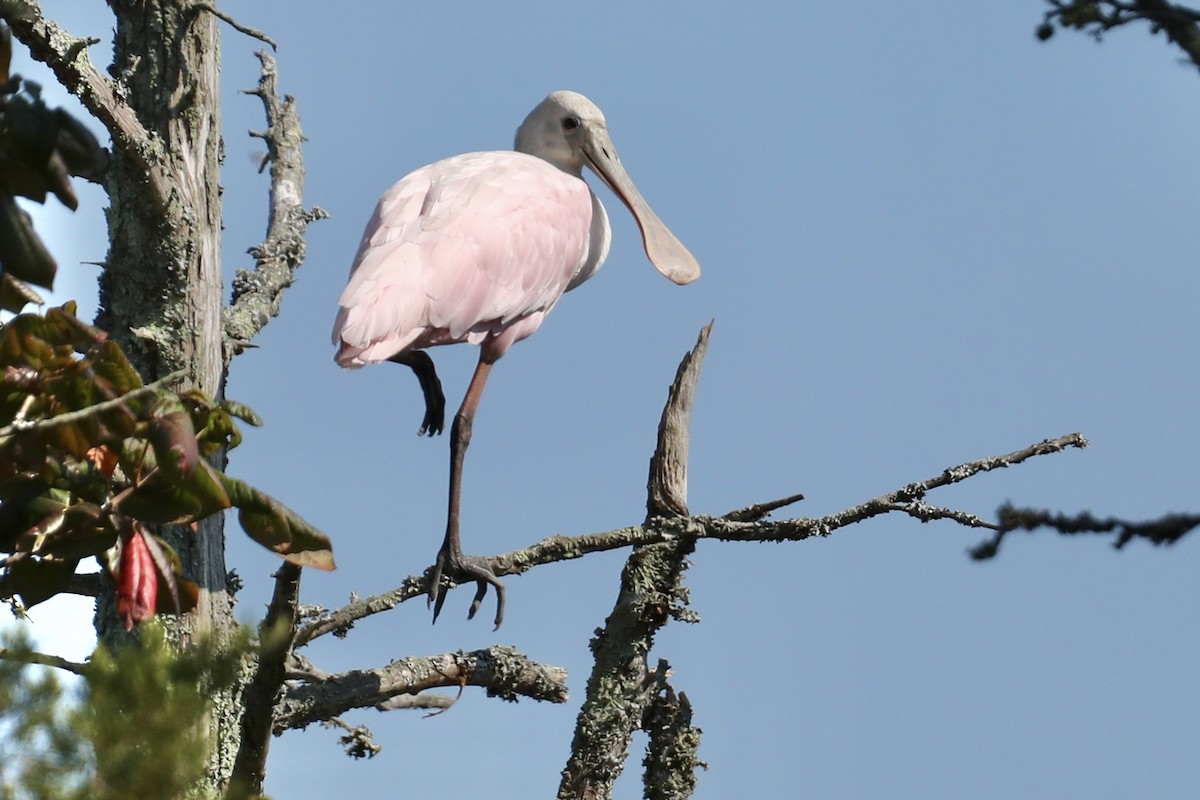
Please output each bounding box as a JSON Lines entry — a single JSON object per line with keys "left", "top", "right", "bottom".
{"left": 95, "top": 2, "right": 236, "bottom": 793}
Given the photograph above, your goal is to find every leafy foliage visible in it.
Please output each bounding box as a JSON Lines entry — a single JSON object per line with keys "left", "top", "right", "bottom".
{"left": 0, "top": 22, "right": 108, "bottom": 313}
{"left": 0, "top": 303, "right": 334, "bottom": 624}
{"left": 0, "top": 630, "right": 90, "bottom": 800}
{"left": 0, "top": 625, "right": 269, "bottom": 800}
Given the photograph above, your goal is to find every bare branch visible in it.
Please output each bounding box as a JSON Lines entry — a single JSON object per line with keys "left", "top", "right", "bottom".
{"left": 559, "top": 325, "right": 710, "bottom": 800}
{"left": 373, "top": 694, "right": 454, "bottom": 711}
{"left": 223, "top": 51, "right": 328, "bottom": 357}
{"left": 647, "top": 321, "right": 711, "bottom": 516}
{"left": 970, "top": 505, "right": 1200, "bottom": 559}
{"left": 192, "top": 2, "right": 277, "bottom": 50}
{"left": 231, "top": 562, "right": 301, "bottom": 795}
{"left": 0, "top": 0, "right": 170, "bottom": 212}
{"left": 273, "top": 646, "right": 568, "bottom": 734}
{"left": 296, "top": 433, "right": 1089, "bottom": 646}
{"left": 642, "top": 661, "right": 704, "bottom": 800}
{"left": 1039, "top": 0, "right": 1200, "bottom": 71}
{"left": 0, "top": 644, "right": 86, "bottom": 675}
{"left": 0, "top": 570, "right": 100, "bottom": 599}
{"left": 722, "top": 492, "right": 805, "bottom": 522}
{"left": 889, "top": 500, "right": 1001, "bottom": 530}
{"left": 293, "top": 576, "right": 425, "bottom": 647}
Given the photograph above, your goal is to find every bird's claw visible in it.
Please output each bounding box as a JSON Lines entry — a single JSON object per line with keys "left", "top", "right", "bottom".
{"left": 417, "top": 410, "right": 443, "bottom": 438}
{"left": 387, "top": 350, "right": 446, "bottom": 437}
{"left": 427, "top": 548, "right": 506, "bottom": 630}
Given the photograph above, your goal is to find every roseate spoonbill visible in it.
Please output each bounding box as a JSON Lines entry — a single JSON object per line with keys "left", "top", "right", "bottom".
{"left": 332, "top": 90, "right": 700, "bottom": 627}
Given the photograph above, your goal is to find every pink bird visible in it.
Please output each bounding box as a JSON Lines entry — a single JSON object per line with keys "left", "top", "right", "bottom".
{"left": 333, "top": 90, "right": 700, "bottom": 627}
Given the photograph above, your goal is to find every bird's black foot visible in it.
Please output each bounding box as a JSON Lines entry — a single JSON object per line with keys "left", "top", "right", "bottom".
{"left": 427, "top": 546, "right": 506, "bottom": 630}
{"left": 387, "top": 350, "right": 446, "bottom": 436}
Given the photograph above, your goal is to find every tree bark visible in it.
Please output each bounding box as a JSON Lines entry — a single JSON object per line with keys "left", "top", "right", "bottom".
{"left": 96, "top": 2, "right": 236, "bottom": 794}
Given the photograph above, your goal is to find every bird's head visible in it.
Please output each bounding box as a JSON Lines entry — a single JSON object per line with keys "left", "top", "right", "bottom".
{"left": 515, "top": 91, "right": 700, "bottom": 286}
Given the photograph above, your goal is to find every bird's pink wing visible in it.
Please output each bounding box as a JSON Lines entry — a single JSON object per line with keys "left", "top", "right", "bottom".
{"left": 333, "top": 151, "right": 593, "bottom": 366}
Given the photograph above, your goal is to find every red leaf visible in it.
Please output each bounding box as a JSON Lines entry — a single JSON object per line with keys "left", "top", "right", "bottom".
{"left": 116, "top": 526, "right": 157, "bottom": 631}
{"left": 86, "top": 445, "right": 118, "bottom": 477}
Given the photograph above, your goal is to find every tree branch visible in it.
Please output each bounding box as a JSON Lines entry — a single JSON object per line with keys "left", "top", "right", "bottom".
{"left": 296, "top": 432, "right": 1088, "bottom": 647}
{"left": 970, "top": 504, "right": 1200, "bottom": 558}
{"left": 0, "top": 0, "right": 171, "bottom": 212}
{"left": 223, "top": 50, "right": 327, "bottom": 358}
{"left": 646, "top": 321, "right": 711, "bottom": 517}
{"left": 1038, "top": 0, "right": 1200, "bottom": 71}
{"left": 192, "top": 2, "right": 277, "bottom": 50}
{"left": 641, "top": 660, "right": 704, "bottom": 800}
{"left": 231, "top": 562, "right": 301, "bottom": 795}
{"left": 0, "top": 570, "right": 100, "bottom": 600}
{"left": 273, "top": 646, "right": 569, "bottom": 734}
{"left": 559, "top": 323, "right": 710, "bottom": 800}
{"left": 0, "top": 644, "right": 86, "bottom": 674}
{"left": 722, "top": 491, "right": 806, "bottom": 522}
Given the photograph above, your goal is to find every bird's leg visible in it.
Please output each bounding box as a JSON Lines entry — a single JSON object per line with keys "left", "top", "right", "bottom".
{"left": 428, "top": 355, "right": 506, "bottom": 628}
{"left": 387, "top": 350, "right": 446, "bottom": 436}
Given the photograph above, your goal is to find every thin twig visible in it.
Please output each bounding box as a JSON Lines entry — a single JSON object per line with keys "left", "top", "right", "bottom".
{"left": 193, "top": 2, "right": 277, "bottom": 50}
{"left": 223, "top": 51, "right": 328, "bottom": 358}
{"left": 0, "top": 646, "right": 87, "bottom": 675}
{"left": 0, "top": 368, "right": 187, "bottom": 441}
{"left": 970, "top": 505, "right": 1200, "bottom": 558}
{"left": 722, "top": 492, "right": 806, "bottom": 522}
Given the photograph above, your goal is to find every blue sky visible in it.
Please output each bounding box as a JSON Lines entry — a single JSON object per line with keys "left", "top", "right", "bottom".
{"left": 10, "top": 1, "right": 1200, "bottom": 797}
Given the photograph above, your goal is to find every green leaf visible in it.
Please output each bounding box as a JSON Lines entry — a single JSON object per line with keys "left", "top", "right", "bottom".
{"left": 47, "top": 502, "right": 116, "bottom": 562}
{"left": 0, "top": 192, "right": 55, "bottom": 288}
{"left": 4, "top": 556, "right": 79, "bottom": 608}
{"left": 180, "top": 389, "right": 246, "bottom": 454}
{"left": 42, "top": 302, "right": 106, "bottom": 351}
{"left": 221, "top": 399, "right": 263, "bottom": 427}
{"left": 223, "top": 474, "right": 335, "bottom": 570}
{"left": 90, "top": 339, "right": 144, "bottom": 396}
{"left": 116, "top": 460, "right": 231, "bottom": 525}
{"left": 0, "top": 272, "right": 43, "bottom": 313}
{"left": 145, "top": 409, "right": 202, "bottom": 480}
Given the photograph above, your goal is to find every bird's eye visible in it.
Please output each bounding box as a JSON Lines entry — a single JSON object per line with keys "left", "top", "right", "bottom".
{"left": 562, "top": 116, "right": 580, "bottom": 131}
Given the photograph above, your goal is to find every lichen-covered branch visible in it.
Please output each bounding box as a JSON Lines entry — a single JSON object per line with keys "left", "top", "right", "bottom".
{"left": 1, "top": 0, "right": 170, "bottom": 212}
{"left": 273, "top": 646, "right": 568, "bottom": 734}
{"left": 295, "top": 432, "right": 1088, "bottom": 647}
{"left": 292, "top": 575, "right": 425, "bottom": 647}
{"left": 969, "top": 504, "right": 1200, "bottom": 558}
{"left": 558, "top": 324, "right": 710, "bottom": 800}
{"left": 1038, "top": 0, "right": 1200, "bottom": 71}
{"left": 231, "top": 562, "right": 301, "bottom": 795}
{"left": 223, "top": 50, "right": 327, "bottom": 357}
{"left": 641, "top": 661, "right": 704, "bottom": 800}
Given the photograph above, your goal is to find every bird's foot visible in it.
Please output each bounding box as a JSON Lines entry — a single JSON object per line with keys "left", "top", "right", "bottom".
{"left": 387, "top": 350, "right": 446, "bottom": 437}
{"left": 427, "top": 546, "right": 506, "bottom": 629}
{"left": 417, "top": 404, "right": 444, "bottom": 438}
